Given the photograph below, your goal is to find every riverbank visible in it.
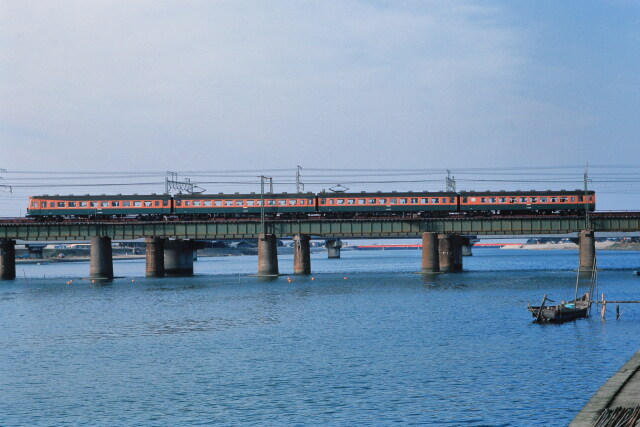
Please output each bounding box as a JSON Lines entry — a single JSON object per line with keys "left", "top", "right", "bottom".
{"left": 502, "top": 242, "right": 640, "bottom": 251}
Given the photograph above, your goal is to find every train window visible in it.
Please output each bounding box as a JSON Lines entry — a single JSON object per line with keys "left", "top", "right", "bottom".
{"left": 421, "top": 198, "right": 428, "bottom": 204}
{"left": 134, "top": 201, "right": 141, "bottom": 207}
{"left": 337, "top": 199, "right": 345, "bottom": 205}
{"left": 31, "top": 201, "right": 37, "bottom": 208}
{"left": 185, "top": 201, "right": 191, "bottom": 206}
{"left": 560, "top": 197, "right": 567, "bottom": 202}
{"left": 369, "top": 199, "right": 376, "bottom": 204}
{"left": 194, "top": 201, "right": 202, "bottom": 206}
{"left": 57, "top": 202, "right": 65, "bottom": 207}
{"left": 299, "top": 199, "right": 305, "bottom": 205}
{"left": 358, "top": 199, "right": 366, "bottom": 205}
{"left": 144, "top": 201, "right": 152, "bottom": 207}
{"left": 441, "top": 198, "right": 447, "bottom": 203}
{"left": 509, "top": 197, "right": 516, "bottom": 203}
{"left": 203, "top": 201, "right": 211, "bottom": 206}
{"left": 154, "top": 201, "right": 159, "bottom": 207}
{"left": 69, "top": 202, "right": 78, "bottom": 207}
{"left": 499, "top": 198, "right": 506, "bottom": 203}
{"left": 307, "top": 199, "right": 313, "bottom": 205}
{"left": 289, "top": 200, "right": 297, "bottom": 205}
{"left": 223, "top": 201, "right": 232, "bottom": 206}
{"left": 175, "top": 200, "right": 182, "bottom": 206}
{"left": 431, "top": 198, "right": 439, "bottom": 204}
{"left": 531, "top": 197, "right": 537, "bottom": 203}
{"left": 235, "top": 200, "right": 243, "bottom": 206}
{"left": 489, "top": 198, "right": 496, "bottom": 203}
{"left": 450, "top": 198, "right": 455, "bottom": 203}
{"left": 520, "top": 197, "right": 527, "bottom": 203}
{"left": 390, "top": 198, "right": 397, "bottom": 204}
{"left": 123, "top": 201, "right": 130, "bottom": 207}
{"left": 540, "top": 197, "right": 547, "bottom": 203}
{"left": 480, "top": 198, "right": 486, "bottom": 203}
{"left": 213, "top": 201, "right": 221, "bottom": 206}
{"left": 462, "top": 197, "right": 468, "bottom": 203}
{"left": 268, "top": 200, "right": 276, "bottom": 206}
{"left": 247, "top": 200, "right": 255, "bottom": 206}
{"left": 257, "top": 201, "right": 263, "bottom": 206}
{"left": 320, "top": 199, "right": 326, "bottom": 204}
{"left": 550, "top": 197, "right": 557, "bottom": 203}
{"left": 112, "top": 202, "right": 119, "bottom": 207}
{"left": 399, "top": 198, "right": 407, "bottom": 204}
{"left": 90, "top": 202, "right": 98, "bottom": 207}
{"left": 570, "top": 197, "right": 575, "bottom": 202}
{"left": 163, "top": 200, "right": 169, "bottom": 206}
{"left": 471, "top": 198, "right": 476, "bottom": 202}
{"left": 278, "top": 200, "right": 286, "bottom": 206}
{"left": 380, "top": 198, "right": 386, "bottom": 204}
{"left": 41, "top": 201, "right": 47, "bottom": 207}
{"left": 347, "top": 199, "right": 355, "bottom": 205}
{"left": 578, "top": 196, "right": 583, "bottom": 202}
{"left": 102, "top": 202, "right": 109, "bottom": 207}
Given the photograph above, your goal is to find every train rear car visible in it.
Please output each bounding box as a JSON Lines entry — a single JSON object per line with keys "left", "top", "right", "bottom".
{"left": 173, "top": 192, "right": 317, "bottom": 218}
{"left": 317, "top": 191, "right": 458, "bottom": 217}
{"left": 458, "top": 190, "right": 595, "bottom": 215}
{"left": 27, "top": 194, "right": 172, "bottom": 219}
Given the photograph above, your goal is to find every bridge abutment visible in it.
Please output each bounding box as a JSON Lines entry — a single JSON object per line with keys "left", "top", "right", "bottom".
{"left": 257, "top": 233, "right": 279, "bottom": 276}
{"left": 89, "top": 236, "right": 114, "bottom": 280}
{"left": 145, "top": 237, "right": 166, "bottom": 278}
{"left": 578, "top": 229, "right": 596, "bottom": 272}
{"left": 164, "top": 239, "right": 194, "bottom": 276}
{"left": 0, "top": 239, "right": 16, "bottom": 280}
{"left": 293, "top": 234, "right": 311, "bottom": 275}
{"left": 326, "top": 239, "right": 342, "bottom": 259}
{"left": 421, "top": 232, "right": 440, "bottom": 273}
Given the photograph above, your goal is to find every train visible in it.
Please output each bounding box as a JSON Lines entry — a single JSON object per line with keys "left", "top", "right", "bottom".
{"left": 26, "top": 189, "right": 596, "bottom": 220}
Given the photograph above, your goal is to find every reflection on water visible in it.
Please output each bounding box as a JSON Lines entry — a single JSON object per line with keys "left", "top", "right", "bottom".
{"left": 1, "top": 249, "right": 639, "bottom": 426}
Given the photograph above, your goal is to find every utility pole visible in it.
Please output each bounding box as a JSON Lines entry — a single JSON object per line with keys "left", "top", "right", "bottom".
{"left": 258, "top": 175, "right": 272, "bottom": 234}
{"left": 296, "top": 165, "right": 304, "bottom": 193}
{"left": 584, "top": 163, "right": 591, "bottom": 230}
{"left": 446, "top": 170, "right": 456, "bottom": 192}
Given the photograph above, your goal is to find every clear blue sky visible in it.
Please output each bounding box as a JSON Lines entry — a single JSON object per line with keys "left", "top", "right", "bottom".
{"left": 0, "top": 1, "right": 638, "bottom": 215}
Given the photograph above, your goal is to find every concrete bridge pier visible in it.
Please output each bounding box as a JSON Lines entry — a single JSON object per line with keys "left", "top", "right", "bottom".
{"left": 164, "top": 239, "right": 194, "bottom": 276}
{"left": 258, "top": 233, "right": 279, "bottom": 276}
{"left": 145, "top": 237, "right": 166, "bottom": 278}
{"left": 461, "top": 237, "right": 473, "bottom": 257}
{"left": 326, "top": 239, "right": 342, "bottom": 259}
{"left": 0, "top": 239, "right": 16, "bottom": 280}
{"left": 578, "top": 229, "right": 596, "bottom": 273}
{"left": 89, "top": 236, "right": 114, "bottom": 280}
{"left": 439, "top": 234, "right": 463, "bottom": 273}
{"left": 421, "top": 232, "right": 440, "bottom": 273}
{"left": 293, "top": 234, "right": 311, "bottom": 275}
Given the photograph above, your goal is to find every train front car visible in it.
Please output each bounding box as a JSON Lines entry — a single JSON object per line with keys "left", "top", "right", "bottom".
{"left": 458, "top": 190, "right": 595, "bottom": 215}
{"left": 27, "top": 194, "right": 172, "bottom": 220}
{"left": 316, "top": 191, "right": 458, "bottom": 218}
{"left": 172, "top": 192, "right": 317, "bottom": 219}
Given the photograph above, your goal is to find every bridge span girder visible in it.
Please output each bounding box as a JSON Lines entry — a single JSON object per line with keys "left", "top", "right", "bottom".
{"left": 1, "top": 215, "right": 639, "bottom": 241}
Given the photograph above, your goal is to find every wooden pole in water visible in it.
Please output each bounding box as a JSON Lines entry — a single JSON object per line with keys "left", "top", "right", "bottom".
{"left": 601, "top": 293, "right": 606, "bottom": 319}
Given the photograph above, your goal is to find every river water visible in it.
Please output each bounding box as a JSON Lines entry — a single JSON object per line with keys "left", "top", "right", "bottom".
{"left": 1, "top": 248, "right": 639, "bottom": 426}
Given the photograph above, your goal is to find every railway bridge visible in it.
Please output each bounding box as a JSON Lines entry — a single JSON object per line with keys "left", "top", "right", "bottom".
{"left": 0, "top": 212, "right": 638, "bottom": 280}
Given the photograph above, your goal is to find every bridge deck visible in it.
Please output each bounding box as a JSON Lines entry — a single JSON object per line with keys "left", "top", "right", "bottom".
{"left": 0, "top": 213, "right": 638, "bottom": 240}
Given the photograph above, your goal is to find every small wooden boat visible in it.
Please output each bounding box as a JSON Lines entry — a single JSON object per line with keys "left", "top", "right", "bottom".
{"left": 528, "top": 255, "right": 598, "bottom": 324}
{"left": 528, "top": 293, "right": 591, "bottom": 323}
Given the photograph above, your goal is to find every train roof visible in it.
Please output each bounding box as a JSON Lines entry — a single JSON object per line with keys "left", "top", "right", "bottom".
{"left": 458, "top": 190, "right": 595, "bottom": 196}
{"left": 317, "top": 191, "right": 457, "bottom": 197}
{"left": 29, "top": 194, "right": 172, "bottom": 200}
{"left": 174, "top": 192, "right": 316, "bottom": 199}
